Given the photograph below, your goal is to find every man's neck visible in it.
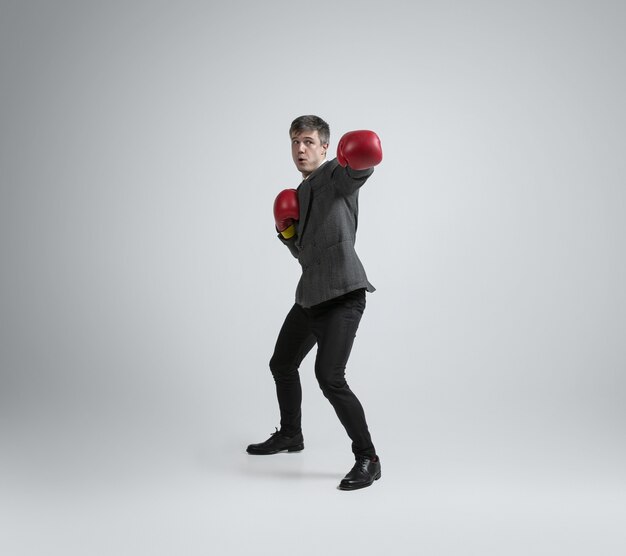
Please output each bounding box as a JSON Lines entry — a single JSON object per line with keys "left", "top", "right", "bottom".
{"left": 302, "top": 158, "right": 327, "bottom": 180}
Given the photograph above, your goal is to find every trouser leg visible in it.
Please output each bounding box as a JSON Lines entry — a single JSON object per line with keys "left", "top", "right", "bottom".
{"left": 309, "top": 290, "right": 376, "bottom": 458}
{"left": 269, "top": 303, "right": 316, "bottom": 436}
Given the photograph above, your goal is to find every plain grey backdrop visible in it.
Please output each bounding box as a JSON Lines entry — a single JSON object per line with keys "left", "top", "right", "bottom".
{"left": 1, "top": 1, "right": 625, "bottom": 554}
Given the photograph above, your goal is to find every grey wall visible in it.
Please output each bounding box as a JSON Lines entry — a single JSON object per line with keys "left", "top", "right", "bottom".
{"left": 1, "top": 1, "right": 625, "bottom": 553}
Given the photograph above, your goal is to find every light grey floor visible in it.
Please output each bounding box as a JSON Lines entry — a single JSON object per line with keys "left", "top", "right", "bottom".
{"left": 3, "top": 419, "right": 625, "bottom": 556}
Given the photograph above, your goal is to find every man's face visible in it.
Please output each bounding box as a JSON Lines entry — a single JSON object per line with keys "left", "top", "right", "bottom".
{"left": 291, "top": 129, "right": 328, "bottom": 177}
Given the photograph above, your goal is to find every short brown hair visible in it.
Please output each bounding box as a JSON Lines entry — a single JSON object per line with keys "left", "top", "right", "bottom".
{"left": 289, "top": 115, "right": 330, "bottom": 146}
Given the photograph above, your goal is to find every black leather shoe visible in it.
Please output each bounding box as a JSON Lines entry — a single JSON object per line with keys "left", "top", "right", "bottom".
{"left": 246, "top": 429, "right": 304, "bottom": 455}
{"left": 338, "top": 456, "right": 381, "bottom": 490}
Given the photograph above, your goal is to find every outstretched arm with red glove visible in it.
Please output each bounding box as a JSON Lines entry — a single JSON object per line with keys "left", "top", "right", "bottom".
{"left": 334, "top": 129, "right": 382, "bottom": 195}
{"left": 337, "top": 130, "right": 383, "bottom": 170}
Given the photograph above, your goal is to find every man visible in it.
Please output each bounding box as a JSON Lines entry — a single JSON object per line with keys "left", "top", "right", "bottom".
{"left": 246, "top": 115, "right": 383, "bottom": 491}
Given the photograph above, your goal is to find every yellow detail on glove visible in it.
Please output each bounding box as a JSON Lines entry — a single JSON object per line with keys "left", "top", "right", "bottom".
{"left": 280, "top": 224, "right": 296, "bottom": 239}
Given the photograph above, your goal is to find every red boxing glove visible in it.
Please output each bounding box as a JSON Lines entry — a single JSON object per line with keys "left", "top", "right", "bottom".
{"left": 273, "top": 188, "right": 299, "bottom": 239}
{"left": 336, "top": 130, "right": 383, "bottom": 170}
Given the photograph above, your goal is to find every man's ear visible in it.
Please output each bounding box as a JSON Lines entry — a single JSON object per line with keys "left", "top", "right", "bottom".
{"left": 322, "top": 143, "right": 329, "bottom": 155}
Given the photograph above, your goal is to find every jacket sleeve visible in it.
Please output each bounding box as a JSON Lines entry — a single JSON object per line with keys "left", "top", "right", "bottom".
{"left": 277, "top": 233, "right": 299, "bottom": 258}
{"left": 331, "top": 162, "right": 374, "bottom": 196}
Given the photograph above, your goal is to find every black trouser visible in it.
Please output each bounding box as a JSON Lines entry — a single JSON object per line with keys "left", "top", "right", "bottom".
{"left": 269, "top": 288, "right": 376, "bottom": 458}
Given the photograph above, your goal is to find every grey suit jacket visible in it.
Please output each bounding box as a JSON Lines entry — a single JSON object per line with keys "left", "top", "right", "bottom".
{"left": 279, "top": 158, "right": 376, "bottom": 308}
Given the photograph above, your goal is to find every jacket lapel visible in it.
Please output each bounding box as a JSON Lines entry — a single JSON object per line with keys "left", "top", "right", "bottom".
{"left": 295, "top": 159, "right": 334, "bottom": 248}
{"left": 295, "top": 179, "right": 310, "bottom": 249}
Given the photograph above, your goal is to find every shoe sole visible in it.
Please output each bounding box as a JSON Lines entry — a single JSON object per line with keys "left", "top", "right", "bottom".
{"left": 338, "top": 470, "right": 381, "bottom": 491}
{"left": 246, "top": 443, "right": 304, "bottom": 455}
